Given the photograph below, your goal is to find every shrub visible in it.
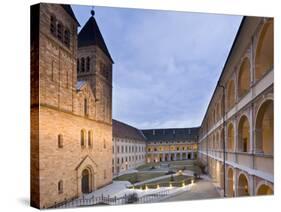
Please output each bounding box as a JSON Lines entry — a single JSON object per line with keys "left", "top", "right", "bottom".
{"left": 125, "top": 193, "right": 139, "bottom": 204}
{"left": 165, "top": 170, "right": 176, "bottom": 175}
{"left": 194, "top": 160, "right": 206, "bottom": 174}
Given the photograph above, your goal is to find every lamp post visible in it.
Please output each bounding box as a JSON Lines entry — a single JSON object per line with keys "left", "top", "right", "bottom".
{"left": 218, "top": 83, "right": 226, "bottom": 197}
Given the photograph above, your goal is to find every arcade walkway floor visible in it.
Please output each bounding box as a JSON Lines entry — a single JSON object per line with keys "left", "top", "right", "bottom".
{"left": 161, "top": 178, "right": 222, "bottom": 202}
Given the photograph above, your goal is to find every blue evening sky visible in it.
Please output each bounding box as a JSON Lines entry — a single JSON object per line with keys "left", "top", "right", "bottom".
{"left": 72, "top": 5, "right": 242, "bottom": 129}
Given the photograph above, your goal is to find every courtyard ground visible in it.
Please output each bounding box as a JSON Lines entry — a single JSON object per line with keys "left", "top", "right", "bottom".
{"left": 160, "top": 177, "right": 222, "bottom": 202}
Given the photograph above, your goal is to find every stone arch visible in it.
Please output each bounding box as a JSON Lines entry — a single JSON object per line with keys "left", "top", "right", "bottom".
{"left": 238, "top": 115, "right": 250, "bottom": 152}
{"left": 237, "top": 172, "right": 250, "bottom": 196}
{"left": 227, "top": 122, "right": 235, "bottom": 151}
{"left": 238, "top": 57, "right": 251, "bottom": 98}
{"left": 227, "top": 167, "right": 234, "bottom": 197}
{"left": 255, "top": 99, "right": 273, "bottom": 155}
{"left": 226, "top": 80, "right": 236, "bottom": 111}
{"left": 81, "top": 165, "right": 95, "bottom": 194}
{"left": 256, "top": 181, "right": 273, "bottom": 195}
{"left": 255, "top": 19, "right": 273, "bottom": 81}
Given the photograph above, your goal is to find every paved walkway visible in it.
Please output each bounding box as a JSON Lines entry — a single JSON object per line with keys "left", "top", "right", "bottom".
{"left": 160, "top": 178, "right": 221, "bottom": 202}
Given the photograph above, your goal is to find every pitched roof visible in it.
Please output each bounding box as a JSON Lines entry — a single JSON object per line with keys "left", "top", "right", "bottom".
{"left": 78, "top": 15, "right": 113, "bottom": 63}
{"left": 113, "top": 119, "right": 146, "bottom": 141}
{"left": 141, "top": 127, "right": 199, "bottom": 142}
{"left": 60, "top": 4, "right": 80, "bottom": 26}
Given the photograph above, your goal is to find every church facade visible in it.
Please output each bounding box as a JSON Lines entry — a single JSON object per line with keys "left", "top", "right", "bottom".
{"left": 31, "top": 3, "right": 113, "bottom": 208}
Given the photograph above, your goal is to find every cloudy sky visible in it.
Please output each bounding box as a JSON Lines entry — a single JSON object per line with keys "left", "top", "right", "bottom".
{"left": 72, "top": 5, "right": 242, "bottom": 129}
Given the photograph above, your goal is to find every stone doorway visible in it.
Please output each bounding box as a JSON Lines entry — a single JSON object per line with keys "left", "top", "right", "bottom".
{"left": 82, "top": 169, "right": 90, "bottom": 194}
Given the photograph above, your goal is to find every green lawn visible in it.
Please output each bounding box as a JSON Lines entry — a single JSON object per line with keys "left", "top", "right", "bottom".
{"left": 113, "top": 172, "right": 166, "bottom": 184}
{"left": 130, "top": 175, "right": 192, "bottom": 189}
{"left": 136, "top": 160, "right": 200, "bottom": 174}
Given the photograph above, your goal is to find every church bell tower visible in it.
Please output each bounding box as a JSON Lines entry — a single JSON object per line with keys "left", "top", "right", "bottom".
{"left": 77, "top": 9, "right": 113, "bottom": 124}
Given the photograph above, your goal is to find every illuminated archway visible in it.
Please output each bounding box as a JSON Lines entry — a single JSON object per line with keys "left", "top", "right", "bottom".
{"left": 256, "top": 184, "right": 273, "bottom": 195}
{"left": 238, "top": 115, "right": 250, "bottom": 152}
{"left": 255, "top": 20, "right": 273, "bottom": 81}
{"left": 238, "top": 173, "right": 249, "bottom": 196}
{"left": 238, "top": 57, "right": 251, "bottom": 97}
{"left": 255, "top": 99, "right": 273, "bottom": 154}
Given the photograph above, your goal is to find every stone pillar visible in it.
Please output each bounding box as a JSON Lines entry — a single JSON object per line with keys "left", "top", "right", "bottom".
{"left": 248, "top": 174, "right": 254, "bottom": 196}
{"left": 180, "top": 152, "right": 182, "bottom": 160}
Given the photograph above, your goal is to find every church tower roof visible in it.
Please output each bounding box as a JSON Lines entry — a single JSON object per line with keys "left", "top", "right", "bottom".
{"left": 78, "top": 11, "right": 113, "bottom": 63}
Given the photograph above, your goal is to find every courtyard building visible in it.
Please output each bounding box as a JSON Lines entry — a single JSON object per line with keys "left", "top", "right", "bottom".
{"left": 112, "top": 120, "right": 147, "bottom": 175}
{"left": 197, "top": 16, "right": 274, "bottom": 197}
{"left": 142, "top": 128, "right": 199, "bottom": 163}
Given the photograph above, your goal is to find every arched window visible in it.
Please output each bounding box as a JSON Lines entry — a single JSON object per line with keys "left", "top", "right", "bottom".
{"left": 57, "top": 22, "right": 63, "bottom": 41}
{"left": 227, "top": 123, "right": 235, "bottom": 151}
{"left": 255, "top": 100, "right": 273, "bottom": 155}
{"left": 226, "top": 80, "right": 235, "bottom": 111}
{"left": 50, "top": 15, "right": 56, "bottom": 35}
{"left": 88, "top": 130, "right": 93, "bottom": 147}
{"left": 84, "top": 98, "right": 88, "bottom": 116}
{"left": 255, "top": 20, "right": 273, "bottom": 81}
{"left": 58, "top": 180, "right": 63, "bottom": 194}
{"left": 81, "top": 57, "right": 85, "bottom": 72}
{"left": 58, "top": 134, "right": 63, "bottom": 148}
{"left": 238, "top": 116, "right": 250, "bottom": 152}
{"left": 81, "top": 129, "right": 86, "bottom": 147}
{"left": 64, "top": 28, "right": 70, "bottom": 47}
{"left": 104, "top": 170, "right": 107, "bottom": 179}
{"left": 77, "top": 59, "right": 80, "bottom": 73}
{"left": 86, "top": 57, "right": 90, "bottom": 72}
{"left": 238, "top": 58, "right": 251, "bottom": 97}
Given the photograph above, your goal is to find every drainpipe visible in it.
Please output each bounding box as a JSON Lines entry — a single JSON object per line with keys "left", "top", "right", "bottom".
{"left": 219, "top": 83, "right": 226, "bottom": 197}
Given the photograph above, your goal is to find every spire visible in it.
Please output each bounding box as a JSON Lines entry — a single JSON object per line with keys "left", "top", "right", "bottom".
{"left": 78, "top": 8, "right": 113, "bottom": 63}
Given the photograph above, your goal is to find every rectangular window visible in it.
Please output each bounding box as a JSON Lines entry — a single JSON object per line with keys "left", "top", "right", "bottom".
{"left": 63, "top": 29, "right": 70, "bottom": 47}
{"left": 58, "top": 134, "right": 63, "bottom": 148}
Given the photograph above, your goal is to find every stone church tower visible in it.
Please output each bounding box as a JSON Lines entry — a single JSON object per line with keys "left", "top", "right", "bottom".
{"left": 77, "top": 10, "right": 113, "bottom": 124}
